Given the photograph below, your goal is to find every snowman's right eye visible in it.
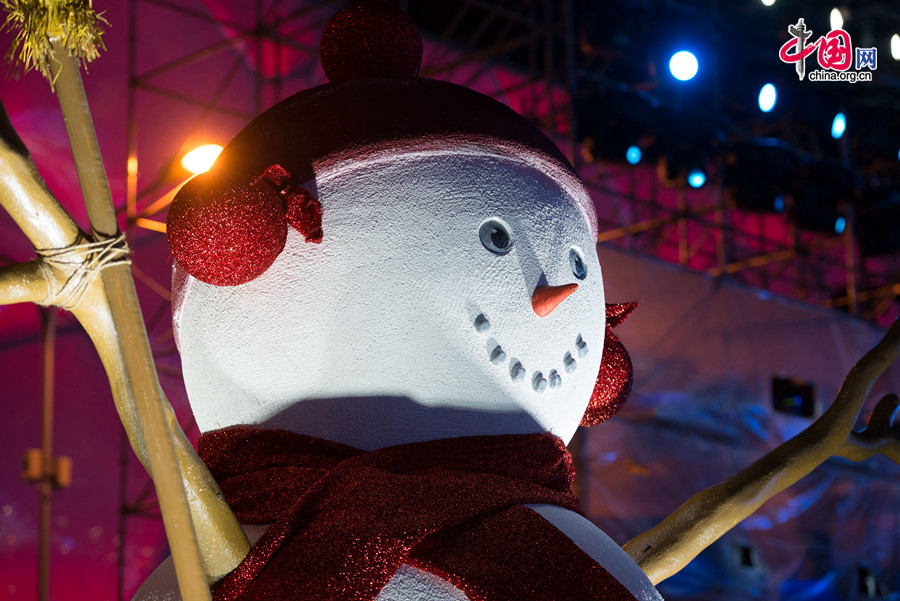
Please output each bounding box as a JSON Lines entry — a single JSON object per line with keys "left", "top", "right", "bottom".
{"left": 479, "top": 219, "right": 513, "bottom": 255}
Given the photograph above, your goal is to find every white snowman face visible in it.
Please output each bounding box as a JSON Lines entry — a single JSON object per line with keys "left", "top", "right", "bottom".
{"left": 173, "top": 142, "right": 605, "bottom": 450}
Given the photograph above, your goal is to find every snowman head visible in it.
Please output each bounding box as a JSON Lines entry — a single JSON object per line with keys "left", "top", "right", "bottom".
{"left": 167, "top": 2, "right": 631, "bottom": 450}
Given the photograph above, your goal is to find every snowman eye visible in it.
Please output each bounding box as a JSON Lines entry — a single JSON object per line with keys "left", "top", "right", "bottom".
{"left": 569, "top": 247, "right": 586, "bottom": 280}
{"left": 479, "top": 219, "right": 513, "bottom": 255}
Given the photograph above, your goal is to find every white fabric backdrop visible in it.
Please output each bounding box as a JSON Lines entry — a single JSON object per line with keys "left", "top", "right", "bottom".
{"left": 584, "top": 246, "right": 900, "bottom": 601}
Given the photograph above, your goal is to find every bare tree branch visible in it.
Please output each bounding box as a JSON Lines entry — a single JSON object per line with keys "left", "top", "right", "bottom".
{"left": 838, "top": 393, "right": 900, "bottom": 463}
{"left": 625, "top": 319, "right": 900, "bottom": 585}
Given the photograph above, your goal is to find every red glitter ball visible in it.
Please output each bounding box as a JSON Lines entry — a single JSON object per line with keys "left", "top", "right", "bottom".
{"left": 581, "top": 303, "right": 637, "bottom": 427}
{"left": 320, "top": 0, "right": 423, "bottom": 82}
{"left": 167, "top": 172, "right": 287, "bottom": 286}
{"left": 581, "top": 326, "right": 633, "bottom": 427}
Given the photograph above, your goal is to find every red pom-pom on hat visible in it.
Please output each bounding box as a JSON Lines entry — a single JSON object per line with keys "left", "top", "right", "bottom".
{"left": 320, "top": 0, "right": 423, "bottom": 82}
{"left": 167, "top": 168, "right": 289, "bottom": 286}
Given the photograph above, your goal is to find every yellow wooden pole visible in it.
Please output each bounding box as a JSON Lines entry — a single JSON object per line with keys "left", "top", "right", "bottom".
{"left": 47, "top": 44, "right": 212, "bottom": 601}
{"left": 0, "top": 98, "right": 250, "bottom": 586}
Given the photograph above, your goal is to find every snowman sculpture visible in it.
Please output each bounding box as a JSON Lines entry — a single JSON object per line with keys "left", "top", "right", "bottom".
{"left": 136, "top": 2, "right": 660, "bottom": 600}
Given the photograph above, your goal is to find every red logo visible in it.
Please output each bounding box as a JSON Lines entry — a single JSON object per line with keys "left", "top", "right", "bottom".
{"left": 779, "top": 18, "right": 877, "bottom": 83}
{"left": 780, "top": 25, "right": 852, "bottom": 72}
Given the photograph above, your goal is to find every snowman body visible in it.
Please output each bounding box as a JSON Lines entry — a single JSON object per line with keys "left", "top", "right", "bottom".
{"left": 135, "top": 148, "right": 663, "bottom": 600}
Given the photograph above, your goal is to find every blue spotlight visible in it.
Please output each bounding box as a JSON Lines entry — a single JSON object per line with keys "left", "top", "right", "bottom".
{"left": 758, "top": 83, "right": 777, "bottom": 112}
{"left": 687, "top": 169, "right": 706, "bottom": 188}
{"left": 626, "top": 146, "right": 642, "bottom": 165}
{"left": 774, "top": 195, "right": 785, "bottom": 212}
{"left": 896, "top": 147, "right": 900, "bottom": 161}
{"left": 831, "top": 112, "right": 846, "bottom": 139}
{"left": 669, "top": 51, "right": 699, "bottom": 81}
{"left": 834, "top": 216, "right": 846, "bottom": 234}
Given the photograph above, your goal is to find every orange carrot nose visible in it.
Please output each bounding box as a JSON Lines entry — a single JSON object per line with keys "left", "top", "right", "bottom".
{"left": 531, "top": 283, "right": 578, "bottom": 317}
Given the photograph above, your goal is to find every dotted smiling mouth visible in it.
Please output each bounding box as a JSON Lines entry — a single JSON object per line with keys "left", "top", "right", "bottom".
{"left": 472, "top": 313, "right": 588, "bottom": 393}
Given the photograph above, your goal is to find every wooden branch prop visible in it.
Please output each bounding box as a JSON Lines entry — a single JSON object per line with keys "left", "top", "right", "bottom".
{"left": 0, "top": 98, "right": 79, "bottom": 248}
{"left": 0, "top": 89, "right": 246, "bottom": 597}
{"left": 838, "top": 393, "right": 900, "bottom": 463}
{"left": 0, "top": 261, "right": 50, "bottom": 305}
{"left": 0, "top": 17, "right": 249, "bottom": 598}
{"left": 624, "top": 318, "right": 900, "bottom": 585}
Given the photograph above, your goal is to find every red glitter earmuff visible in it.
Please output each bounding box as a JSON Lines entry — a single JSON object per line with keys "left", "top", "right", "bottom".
{"left": 166, "top": 1, "right": 424, "bottom": 287}
{"left": 166, "top": 164, "right": 322, "bottom": 286}
{"left": 581, "top": 302, "right": 637, "bottom": 427}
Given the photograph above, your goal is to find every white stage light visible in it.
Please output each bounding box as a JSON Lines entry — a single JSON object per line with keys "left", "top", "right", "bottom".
{"left": 687, "top": 169, "right": 706, "bottom": 188}
{"left": 758, "top": 83, "right": 777, "bottom": 112}
{"left": 831, "top": 113, "right": 846, "bottom": 139}
{"left": 830, "top": 8, "right": 843, "bottom": 30}
{"left": 669, "top": 51, "right": 699, "bottom": 81}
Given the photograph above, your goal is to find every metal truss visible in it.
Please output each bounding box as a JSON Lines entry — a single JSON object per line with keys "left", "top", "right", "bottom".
{"left": 585, "top": 162, "right": 876, "bottom": 316}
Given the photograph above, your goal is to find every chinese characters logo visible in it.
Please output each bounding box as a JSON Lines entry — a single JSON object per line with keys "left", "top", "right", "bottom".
{"left": 779, "top": 18, "right": 876, "bottom": 83}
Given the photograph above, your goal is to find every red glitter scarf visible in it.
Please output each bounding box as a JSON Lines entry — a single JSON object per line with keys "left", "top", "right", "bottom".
{"left": 199, "top": 427, "right": 638, "bottom": 601}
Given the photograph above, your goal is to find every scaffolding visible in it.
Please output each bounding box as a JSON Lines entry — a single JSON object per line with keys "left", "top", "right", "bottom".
{"left": 126, "top": 0, "right": 899, "bottom": 327}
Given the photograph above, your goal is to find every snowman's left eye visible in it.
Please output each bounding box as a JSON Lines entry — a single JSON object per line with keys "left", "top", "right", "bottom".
{"left": 569, "top": 248, "right": 586, "bottom": 280}
{"left": 479, "top": 219, "right": 513, "bottom": 255}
